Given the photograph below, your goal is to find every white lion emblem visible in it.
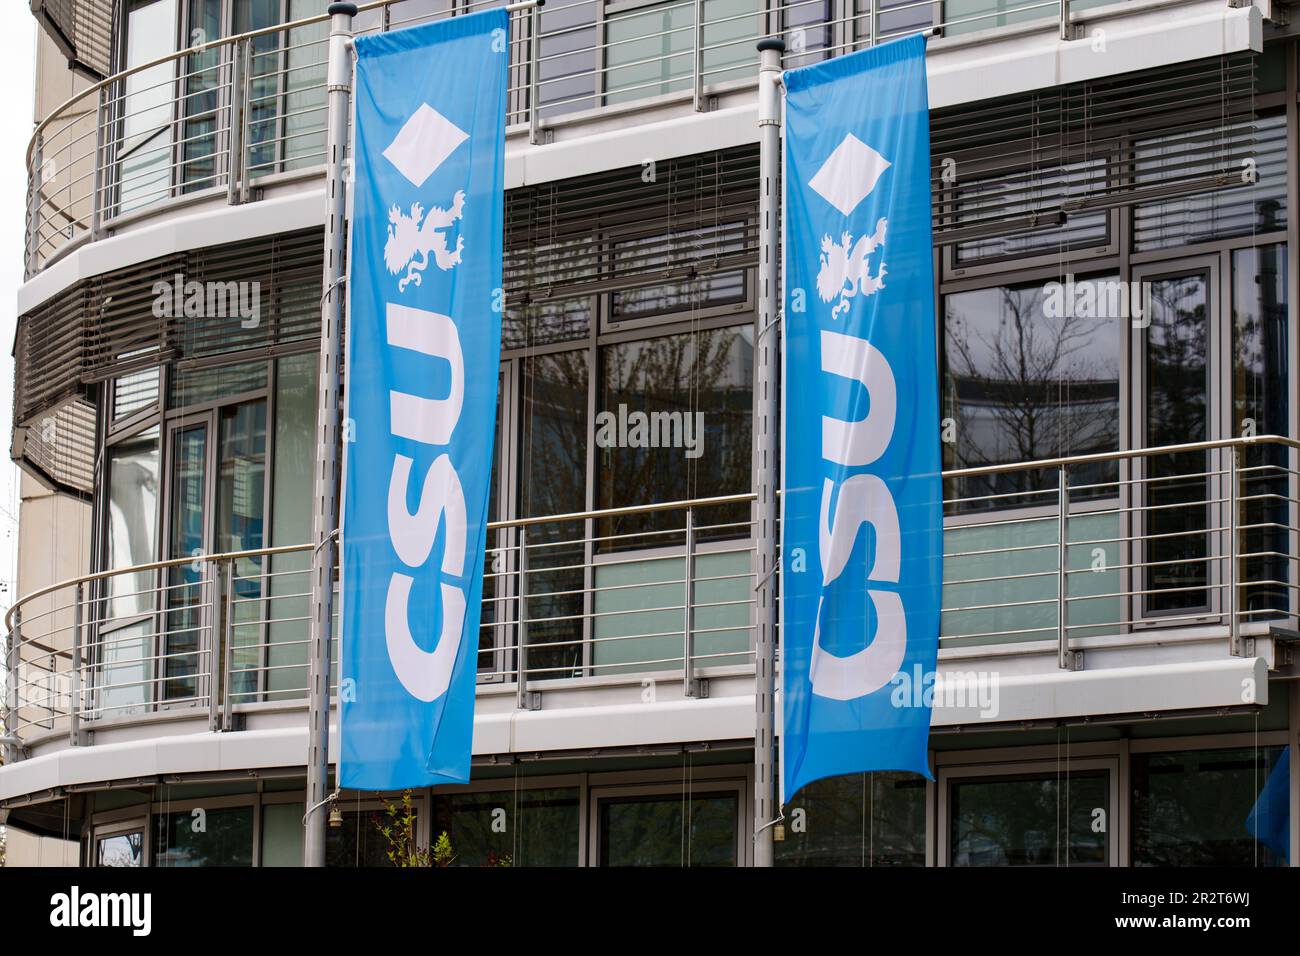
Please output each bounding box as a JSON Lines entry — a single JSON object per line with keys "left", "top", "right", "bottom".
{"left": 384, "top": 190, "right": 466, "bottom": 292}
{"left": 816, "top": 217, "right": 888, "bottom": 321}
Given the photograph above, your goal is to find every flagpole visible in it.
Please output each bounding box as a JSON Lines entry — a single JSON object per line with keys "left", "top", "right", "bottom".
{"left": 304, "top": 0, "right": 357, "bottom": 869}
{"left": 753, "top": 36, "right": 784, "bottom": 868}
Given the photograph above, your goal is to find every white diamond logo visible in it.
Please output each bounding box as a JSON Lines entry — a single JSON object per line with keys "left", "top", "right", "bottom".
{"left": 382, "top": 103, "right": 468, "bottom": 188}
{"left": 808, "top": 134, "right": 891, "bottom": 217}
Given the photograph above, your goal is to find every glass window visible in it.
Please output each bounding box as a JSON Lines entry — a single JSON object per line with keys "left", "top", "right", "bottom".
{"left": 953, "top": 159, "right": 1109, "bottom": 264}
{"left": 943, "top": 276, "right": 1121, "bottom": 511}
{"left": 261, "top": 803, "right": 304, "bottom": 866}
{"left": 118, "top": 0, "right": 179, "bottom": 213}
{"left": 326, "top": 806, "right": 393, "bottom": 867}
{"left": 777, "top": 772, "right": 926, "bottom": 866}
{"left": 170, "top": 360, "right": 268, "bottom": 407}
{"left": 599, "top": 791, "right": 738, "bottom": 866}
{"left": 113, "top": 363, "right": 161, "bottom": 422}
{"left": 1133, "top": 114, "right": 1289, "bottom": 251}
{"left": 503, "top": 296, "right": 591, "bottom": 351}
{"left": 943, "top": 0, "right": 1052, "bottom": 36}
{"left": 1131, "top": 747, "right": 1289, "bottom": 866}
{"left": 949, "top": 771, "right": 1109, "bottom": 866}
{"left": 164, "top": 421, "right": 209, "bottom": 701}
{"left": 181, "top": 0, "right": 225, "bottom": 191}
{"left": 537, "top": 0, "right": 599, "bottom": 118}
{"left": 598, "top": 325, "right": 753, "bottom": 544}
{"left": 1232, "top": 245, "right": 1290, "bottom": 620}
{"left": 96, "top": 830, "right": 145, "bottom": 867}
{"left": 1143, "top": 272, "right": 1210, "bottom": 615}
{"left": 106, "top": 427, "right": 161, "bottom": 619}
{"left": 153, "top": 806, "right": 254, "bottom": 866}
{"left": 430, "top": 787, "right": 580, "bottom": 866}
{"left": 267, "top": 354, "right": 316, "bottom": 699}
{"left": 519, "top": 350, "right": 589, "bottom": 680}
{"left": 782, "top": 0, "right": 833, "bottom": 69}
{"left": 218, "top": 401, "right": 268, "bottom": 701}
{"left": 603, "top": 0, "right": 756, "bottom": 105}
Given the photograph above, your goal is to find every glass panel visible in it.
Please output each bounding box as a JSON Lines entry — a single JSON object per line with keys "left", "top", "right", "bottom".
{"left": 281, "top": 0, "right": 330, "bottom": 172}
{"left": 782, "top": 0, "right": 832, "bottom": 69}
{"left": 218, "top": 401, "right": 268, "bottom": 701}
{"left": 599, "top": 791, "right": 738, "bottom": 866}
{"left": 598, "top": 325, "right": 753, "bottom": 546}
{"left": 1131, "top": 747, "right": 1289, "bottom": 866}
{"left": 261, "top": 803, "right": 304, "bottom": 866}
{"left": 238, "top": 0, "right": 287, "bottom": 177}
{"left": 604, "top": 1, "right": 694, "bottom": 105}
{"left": 96, "top": 620, "right": 154, "bottom": 719}
{"left": 950, "top": 771, "right": 1109, "bottom": 865}
{"left": 165, "top": 422, "right": 209, "bottom": 701}
{"left": 776, "top": 772, "right": 927, "bottom": 866}
{"left": 153, "top": 806, "right": 254, "bottom": 866}
{"left": 537, "top": 0, "right": 598, "bottom": 118}
{"left": 953, "top": 160, "right": 1109, "bottom": 264}
{"left": 943, "top": 276, "right": 1121, "bottom": 512}
{"left": 1232, "top": 245, "right": 1290, "bottom": 620}
{"left": 520, "top": 350, "right": 589, "bottom": 680}
{"left": 96, "top": 831, "right": 144, "bottom": 867}
{"left": 1133, "top": 115, "right": 1289, "bottom": 251}
{"left": 480, "top": 375, "right": 505, "bottom": 673}
{"left": 268, "top": 355, "right": 316, "bottom": 699}
{"left": 181, "top": 0, "right": 225, "bottom": 192}
{"left": 326, "top": 807, "right": 392, "bottom": 867}
{"left": 1143, "top": 273, "right": 1210, "bottom": 615}
{"left": 861, "top": 0, "right": 934, "bottom": 44}
{"left": 118, "top": 0, "right": 178, "bottom": 214}
{"left": 387, "top": 0, "right": 453, "bottom": 30}
{"left": 503, "top": 296, "right": 591, "bottom": 350}
{"left": 170, "top": 360, "right": 268, "bottom": 407}
{"left": 113, "top": 366, "right": 161, "bottom": 421}
{"left": 430, "top": 788, "right": 580, "bottom": 866}
{"left": 943, "top": 0, "right": 1054, "bottom": 37}
{"left": 106, "top": 427, "right": 160, "bottom": 621}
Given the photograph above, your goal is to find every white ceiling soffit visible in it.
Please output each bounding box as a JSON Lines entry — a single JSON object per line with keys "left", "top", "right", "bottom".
{"left": 507, "top": 0, "right": 1263, "bottom": 189}
{"left": 0, "top": 656, "right": 1266, "bottom": 801}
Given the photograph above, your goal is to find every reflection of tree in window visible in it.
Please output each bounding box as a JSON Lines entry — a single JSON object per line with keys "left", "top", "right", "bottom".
{"left": 599, "top": 325, "right": 753, "bottom": 547}
{"left": 520, "top": 350, "right": 588, "bottom": 680}
{"left": 944, "top": 279, "right": 1119, "bottom": 511}
{"left": 1144, "top": 275, "right": 1209, "bottom": 614}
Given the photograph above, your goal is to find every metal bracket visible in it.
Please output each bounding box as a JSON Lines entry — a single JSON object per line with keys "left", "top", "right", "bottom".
{"left": 521, "top": 690, "right": 542, "bottom": 711}
{"left": 1062, "top": 649, "right": 1084, "bottom": 671}
{"left": 686, "top": 678, "right": 710, "bottom": 699}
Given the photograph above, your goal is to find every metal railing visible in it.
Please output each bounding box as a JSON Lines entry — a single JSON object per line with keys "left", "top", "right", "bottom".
{"left": 3, "top": 435, "right": 1296, "bottom": 759}
{"left": 24, "top": 0, "right": 1116, "bottom": 275}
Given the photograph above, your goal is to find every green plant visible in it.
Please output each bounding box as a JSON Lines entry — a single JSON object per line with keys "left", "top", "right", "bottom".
{"left": 432, "top": 830, "right": 455, "bottom": 867}
{"left": 377, "top": 790, "right": 432, "bottom": 867}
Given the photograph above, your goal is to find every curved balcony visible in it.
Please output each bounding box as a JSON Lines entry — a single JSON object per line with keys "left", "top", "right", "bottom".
{"left": 4, "top": 437, "right": 1296, "bottom": 773}
{"left": 24, "top": 0, "right": 1189, "bottom": 276}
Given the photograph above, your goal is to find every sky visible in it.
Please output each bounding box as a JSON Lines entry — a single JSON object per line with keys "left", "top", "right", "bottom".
{"left": 0, "top": 19, "right": 36, "bottom": 614}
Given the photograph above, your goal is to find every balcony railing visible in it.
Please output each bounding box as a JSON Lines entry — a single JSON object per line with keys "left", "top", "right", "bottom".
{"left": 3, "top": 435, "right": 1296, "bottom": 759}
{"left": 25, "top": 0, "right": 1114, "bottom": 275}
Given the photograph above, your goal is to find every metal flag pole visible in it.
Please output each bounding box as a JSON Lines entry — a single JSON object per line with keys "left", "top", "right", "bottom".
{"left": 305, "top": 0, "right": 357, "bottom": 869}
{"left": 753, "top": 36, "right": 785, "bottom": 868}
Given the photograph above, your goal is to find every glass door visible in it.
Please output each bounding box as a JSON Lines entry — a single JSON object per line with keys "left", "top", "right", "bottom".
{"left": 116, "top": 0, "right": 179, "bottom": 214}
{"left": 1133, "top": 260, "right": 1219, "bottom": 622}
{"left": 163, "top": 416, "right": 214, "bottom": 703}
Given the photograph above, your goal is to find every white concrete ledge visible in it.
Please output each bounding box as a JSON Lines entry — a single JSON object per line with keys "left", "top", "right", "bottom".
{"left": 0, "top": 654, "right": 1269, "bottom": 803}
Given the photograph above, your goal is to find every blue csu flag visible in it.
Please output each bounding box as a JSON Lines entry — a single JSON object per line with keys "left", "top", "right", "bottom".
{"left": 781, "top": 34, "right": 941, "bottom": 803}
{"left": 341, "top": 11, "right": 507, "bottom": 790}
